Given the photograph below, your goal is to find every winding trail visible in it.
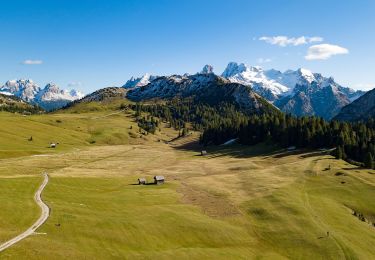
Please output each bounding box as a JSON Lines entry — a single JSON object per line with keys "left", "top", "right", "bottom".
{"left": 0, "top": 173, "right": 50, "bottom": 252}
{"left": 90, "top": 109, "right": 126, "bottom": 120}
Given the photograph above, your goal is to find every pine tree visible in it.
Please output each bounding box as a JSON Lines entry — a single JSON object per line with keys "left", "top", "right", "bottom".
{"left": 336, "top": 146, "right": 343, "bottom": 160}
{"left": 364, "top": 152, "right": 374, "bottom": 169}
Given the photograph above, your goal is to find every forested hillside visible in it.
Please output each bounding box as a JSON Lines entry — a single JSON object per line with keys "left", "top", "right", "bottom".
{"left": 133, "top": 99, "right": 375, "bottom": 168}
{"left": 0, "top": 94, "right": 43, "bottom": 114}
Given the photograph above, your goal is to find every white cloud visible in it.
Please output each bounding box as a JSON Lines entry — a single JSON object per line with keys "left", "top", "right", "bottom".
{"left": 68, "top": 82, "right": 82, "bottom": 87}
{"left": 305, "top": 44, "right": 349, "bottom": 60}
{"left": 22, "top": 59, "right": 43, "bottom": 65}
{"left": 354, "top": 83, "right": 374, "bottom": 91}
{"left": 259, "top": 36, "right": 323, "bottom": 47}
{"left": 257, "top": 58, "right": 272, "bottom": 64}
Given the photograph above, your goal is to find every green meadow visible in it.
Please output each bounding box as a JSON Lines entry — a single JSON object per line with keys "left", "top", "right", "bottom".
{"left": 0, "top": 104, "right": 375, "bottom": 259}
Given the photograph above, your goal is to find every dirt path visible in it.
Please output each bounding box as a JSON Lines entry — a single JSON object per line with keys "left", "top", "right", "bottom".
{"left": 91, "top": 109, "right": 126, "bottom": 120}
{"left": 0, "top": 173, "right": 50, "bottom": 253}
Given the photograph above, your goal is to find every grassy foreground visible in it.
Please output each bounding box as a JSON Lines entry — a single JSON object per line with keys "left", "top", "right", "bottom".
{"left": 0, "top": 106, "right": 375, "bottom": 259}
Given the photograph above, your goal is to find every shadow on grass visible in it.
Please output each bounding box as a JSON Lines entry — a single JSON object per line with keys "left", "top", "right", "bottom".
{"left": 342, "top": 167, "right": 365, "bottom": 171}
{"left": 172, "top": 139, "right": 338, "bottom": 160}
{"left": 173, "top": 140, "right": 280, "bottom": 159}
{"left": 128, "top": 183, "right": 159, "bottom": 186}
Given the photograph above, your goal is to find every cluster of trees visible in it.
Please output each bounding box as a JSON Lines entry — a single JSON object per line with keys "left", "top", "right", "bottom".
{"left": 0, "top": 102, "right": 43, "bottom": 114}
{"left": 131, "top": 100, "right": 375, "bottom": 168}
{"left": 130, "top": 99, "right": 248, "bottom": 133}
{"left": 133, "top": 104, "right": 160, "bottom": 134}
{"left": 136, "top": 116, "right": 159, "bottom": 134}
{"left": 203, "top": 113, "right": 375, "bottom": 168}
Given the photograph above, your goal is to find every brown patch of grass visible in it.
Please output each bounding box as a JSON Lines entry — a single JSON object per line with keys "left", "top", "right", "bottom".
{"left": 178, "top": 183, "right": 240, "bottom": 218}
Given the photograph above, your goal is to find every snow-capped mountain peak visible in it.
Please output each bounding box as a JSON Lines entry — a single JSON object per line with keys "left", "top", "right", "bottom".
{"left": 221, "top": 62, "right": 249, "bottom": 78}
{"left": 35, "top": 83, "right": 84, "bottom": 102}
{"left": 296, "top": 68, "right": 315, "bottom": 83}
{"left": 220, "top": 62, "right": 365, "bottom": 118}
{"left": 69, "top": 89, "right": 84, "bottom": 98}
{"left": 0, "top": 79, "right": 41, "bottom": 101}
{"left": 221, "top": 62, "right": 290, "bottom": 100}
{"left": 0, "top": 80, "right": 83, "bottom": 110}
{"left": 123, "top": 73, "right": 157, "bottom": 89}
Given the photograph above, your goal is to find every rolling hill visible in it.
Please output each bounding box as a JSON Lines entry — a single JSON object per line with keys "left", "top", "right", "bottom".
{"left": 0, "top": 106, "right": 374, "bottom": 259}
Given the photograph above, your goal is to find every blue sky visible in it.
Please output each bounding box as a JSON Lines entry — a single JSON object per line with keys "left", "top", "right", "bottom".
{"left": 0, "top": 0, "right": 374, "bottom": 93}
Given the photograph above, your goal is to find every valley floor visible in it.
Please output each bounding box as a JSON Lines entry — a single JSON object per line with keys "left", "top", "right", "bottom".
{"left": 0, "top": 110, "right": 375, "bottom": 259}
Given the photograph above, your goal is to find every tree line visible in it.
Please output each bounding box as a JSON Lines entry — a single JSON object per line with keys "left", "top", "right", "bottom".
{"left": 130, "top": 99, "right": 375, "bottom": 169}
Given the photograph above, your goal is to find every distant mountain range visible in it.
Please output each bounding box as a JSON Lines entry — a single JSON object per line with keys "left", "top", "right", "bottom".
{"left": 1, "top": 63, "right": 368, "bottom": 119}
{"left": 127, "top": 70, "right": 277, "bottom": 115}
{"left": 0, "top": 79, "right": 84, "bottom": 111}
{"left": 124, "top": 63, "right": 365, "bottom": 119}
{"left": 220, "top": 62, "right": 364, "bottom": 119}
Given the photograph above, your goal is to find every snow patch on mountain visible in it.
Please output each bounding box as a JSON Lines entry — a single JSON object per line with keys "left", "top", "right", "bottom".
{"left": 123, "top": 73, "right": 158, "bottom": 89}
{"left": 0, "top": 79, "right": 83, "bottom": 110}
{"left": 221, "top": 62, "right": 289, "bottom": 100}
{"left": 35, "top": 83, "right": 84, "bottom": 102}
{"left": 0, "top": 79, "right": 41, "bottom": 102}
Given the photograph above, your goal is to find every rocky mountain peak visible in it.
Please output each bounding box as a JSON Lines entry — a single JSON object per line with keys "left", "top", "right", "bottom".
{"left": 221, "top": 62, "right": 249, "bottom": 78}
{"left": 123, "top": 73, "right": 157, "bottom": 89}
{"left": 201, "top": 64, "right": 214, "bottom": 74}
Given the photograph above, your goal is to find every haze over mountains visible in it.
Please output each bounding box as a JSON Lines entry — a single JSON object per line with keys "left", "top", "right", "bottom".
{"left": 0, "top": 79, "right": 84, "bottom": 111}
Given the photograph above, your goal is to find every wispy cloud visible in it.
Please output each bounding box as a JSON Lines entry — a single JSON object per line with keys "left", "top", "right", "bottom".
{"left": 22, "top": 59, "right": 43, "bottom": 65}
{"left": 354, "top": 83, "right": 374, "bottom": 91}
{"left": 305, "top": 44, "right": 348, "bottom": 60}
{"left": 257, "top": 58, "right": 272, "bottom": 64}
{"left": 259, "top": 36, "right": 323, "bottom": 47}
{"left": 67, "top": 82, "right": 82, "bottom": 87}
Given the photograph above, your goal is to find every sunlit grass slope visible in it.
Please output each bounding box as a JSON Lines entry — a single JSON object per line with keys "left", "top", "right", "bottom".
{"left": 0, "top": 105, "right": 374, "bottom": 259}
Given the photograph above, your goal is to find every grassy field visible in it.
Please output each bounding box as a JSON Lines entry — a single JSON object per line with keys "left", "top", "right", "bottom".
{"left": 1, "top": 106, "right": 375, "bottom": 259}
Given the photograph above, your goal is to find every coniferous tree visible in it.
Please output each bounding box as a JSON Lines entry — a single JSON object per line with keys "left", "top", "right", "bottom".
{"left": 364, "top": 152, "right": 374, "bottom": 169}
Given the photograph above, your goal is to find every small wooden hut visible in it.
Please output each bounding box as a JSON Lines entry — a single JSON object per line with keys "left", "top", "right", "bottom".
{"left": 138, "top": 178, "right": 146, "bottom": 185}
{"left": 154, "top": 176, "right": 165, "bottom": 185}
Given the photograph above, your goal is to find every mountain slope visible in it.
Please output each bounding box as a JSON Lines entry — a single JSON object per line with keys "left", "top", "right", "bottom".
{"left": 70, "top": 87, "right": 126, "bottom": 103}
{"left": 221, "top": 62, "right": 365, "bottom": 119}
{"left": 334, "top": 88, "right": 375, "bottom": 121}
{"left": 127, "top": 70, "right": 278, "bottom": 115}
{"left": 0, "top": 80, "right": 83, "bottom": 111}
{"left": 0, "top": 93, "right": 43, "bottom": 113}
{"left": 222, "top": 62, "right": 289, "bottom": 101}
{"left": 63, "top": 87, "right": 127, "bottom": 112}
{"left": 0, "top": 79, "right": 41, "bottom": 102}
{"left": 123, "top": 74, "right": 158, "bottom": 89}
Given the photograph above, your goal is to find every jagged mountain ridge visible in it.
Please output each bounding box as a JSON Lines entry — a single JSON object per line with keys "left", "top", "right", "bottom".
{"left": 122, "top": 73, "right": 158, "bottom": 89}
{"left": 0, "top": 80, "right": 83, "bottom": 111}
{"left": 220, "top": 62, "right": 364, "bottom": 119}
{"left": 127, "top": 70, "right": 278, "bottom": 115}
{"left": 124, "top": 63, "right": 365, "bottom": 119}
